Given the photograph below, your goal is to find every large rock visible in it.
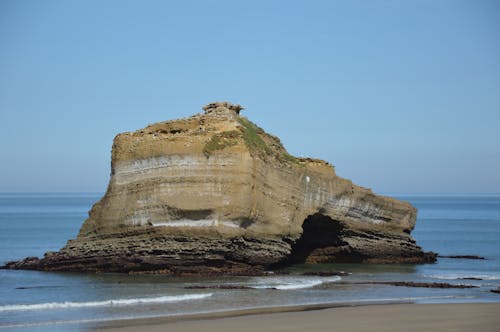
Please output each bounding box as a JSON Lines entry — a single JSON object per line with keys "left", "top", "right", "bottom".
{"left": 3, "top": 102, "right": 436, "bottom": 275}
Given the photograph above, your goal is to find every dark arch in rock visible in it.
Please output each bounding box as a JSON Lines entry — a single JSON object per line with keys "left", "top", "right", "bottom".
{"left": 287, "top": 213, "right": 361, "bottom": 264}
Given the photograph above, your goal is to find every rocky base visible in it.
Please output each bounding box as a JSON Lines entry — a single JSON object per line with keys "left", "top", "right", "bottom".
{"left": 1, "top": 229, "right": 287, "bottom": 276}
{"left": 1, "top": 227, "right": 436, "bottom": 276}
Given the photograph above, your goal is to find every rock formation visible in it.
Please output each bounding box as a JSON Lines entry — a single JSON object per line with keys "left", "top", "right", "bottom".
{"left": 2, "top": 102, "right": 436, "bottom": 275}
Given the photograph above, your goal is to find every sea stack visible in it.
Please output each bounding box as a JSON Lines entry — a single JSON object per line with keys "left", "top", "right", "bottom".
{"left": 3, "top": 102, "right": 436, "bottom": 275}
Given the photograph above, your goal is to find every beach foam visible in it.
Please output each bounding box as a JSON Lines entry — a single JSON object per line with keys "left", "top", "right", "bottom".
{"left": 0, "top": 293, "right": 212, "bottom": 312}
{"left": 251, "top": 276, "right": 342, "bottom": 290}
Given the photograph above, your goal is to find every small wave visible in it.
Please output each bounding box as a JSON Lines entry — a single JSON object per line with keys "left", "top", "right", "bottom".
{"left": 424, "top": 274, "right": 500, "bottom": 281}
{"left": 252, "top": 276, "right": 341, "bottom": 290}
{"left": 0, "top": 293, "right": 212, "bottom": 312}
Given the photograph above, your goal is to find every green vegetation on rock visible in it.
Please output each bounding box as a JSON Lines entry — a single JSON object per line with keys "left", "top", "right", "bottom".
{"left": 280, "top": 151, "right": 299, "bottom": 164}
{"left": 237, "top": 117, "right": 301, "bottom": 164}
{"left": 203, "top": 130, "right": 241, "bottom": 156}
{"left": 237, "top": 118, "right": 271, "bottom": 155}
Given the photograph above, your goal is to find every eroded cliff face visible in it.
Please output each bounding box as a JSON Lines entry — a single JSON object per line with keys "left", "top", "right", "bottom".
{"left": 3, "top": 102, "right": 435, "bottom": 275}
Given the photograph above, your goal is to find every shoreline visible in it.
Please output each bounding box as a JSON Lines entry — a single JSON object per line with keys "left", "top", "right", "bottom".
{"left": 90, "top": 301, "right": 500, "bottom": 331}
{"left": 0, "top": 300, "right": 411, "bottom": 330}
{"left": 90, "top": 301, "right": 407, "bottom": 329}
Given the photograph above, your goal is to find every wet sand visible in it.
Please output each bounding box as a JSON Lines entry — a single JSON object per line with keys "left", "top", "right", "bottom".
{"left": 92, "top": 303, "right": 500, "bottom": 332}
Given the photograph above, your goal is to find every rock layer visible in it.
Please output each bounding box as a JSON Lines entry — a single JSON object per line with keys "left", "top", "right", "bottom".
{"left": 3, "top": 102, "right": 436, "bottom": 275}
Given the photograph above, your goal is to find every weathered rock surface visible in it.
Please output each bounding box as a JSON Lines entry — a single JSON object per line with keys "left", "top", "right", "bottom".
{"left": 2, "top": 102, "right": 435, "bottom": 275}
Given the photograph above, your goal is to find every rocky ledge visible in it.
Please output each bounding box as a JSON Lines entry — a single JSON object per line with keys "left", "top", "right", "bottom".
{"left": 2, "top": 102, "right": 436, "bottom": 275}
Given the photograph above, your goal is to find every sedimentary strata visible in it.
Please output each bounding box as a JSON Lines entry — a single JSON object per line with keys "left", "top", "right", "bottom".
{"left": 2, "top": 102, "right": 436, "bottom": 275}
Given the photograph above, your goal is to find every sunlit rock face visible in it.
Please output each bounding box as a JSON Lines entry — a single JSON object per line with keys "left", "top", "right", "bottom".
{"left": 3, "top": 102, "right": 435, "bottom": 275}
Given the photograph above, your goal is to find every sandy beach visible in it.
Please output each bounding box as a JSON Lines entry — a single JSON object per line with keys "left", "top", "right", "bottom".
{"left": 92, "top": 303, "right": 500, "bottom": 332}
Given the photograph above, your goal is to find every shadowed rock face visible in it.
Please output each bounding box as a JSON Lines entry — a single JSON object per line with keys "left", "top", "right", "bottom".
{"left": 2, "top": 102, "right": 436, "bottom": 275}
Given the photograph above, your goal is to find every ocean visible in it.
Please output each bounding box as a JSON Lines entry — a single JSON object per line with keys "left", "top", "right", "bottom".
{"left": 0, "top": 193, "right": 499, "bottom": 331}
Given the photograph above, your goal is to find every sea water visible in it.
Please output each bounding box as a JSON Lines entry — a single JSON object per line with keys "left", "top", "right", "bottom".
{"left": 0, "top": 193, "right": 499, "bottom": 331}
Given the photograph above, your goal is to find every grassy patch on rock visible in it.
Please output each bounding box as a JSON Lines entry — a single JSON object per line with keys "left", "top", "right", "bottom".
{"left": 280, "top": 151, "right": 299, "bottom": 164}
{"left": 203, "top": 130, "right": 241, "bottom": 157}
{"left": 237, "top": 118, "right": 271, "bottom": 155}
{"left": 237, "top": 117, "right": 301, "bottom": 165}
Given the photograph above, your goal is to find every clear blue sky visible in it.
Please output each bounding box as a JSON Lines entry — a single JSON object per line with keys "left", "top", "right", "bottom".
{"left": 0, "top": 0, "right": 499, "bottom": 194}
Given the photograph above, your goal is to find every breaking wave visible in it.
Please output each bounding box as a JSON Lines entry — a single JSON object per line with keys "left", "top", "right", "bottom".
{"left": 251, "top": 276, "right": 342, "bottom": 290}
{"left": 0, "top": 293, "right": 212, "bottom": 312}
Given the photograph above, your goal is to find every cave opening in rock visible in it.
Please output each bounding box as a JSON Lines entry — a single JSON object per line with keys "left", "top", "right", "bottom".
{"left": 287, "top": 213, "right": 348, "bottom": 264}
